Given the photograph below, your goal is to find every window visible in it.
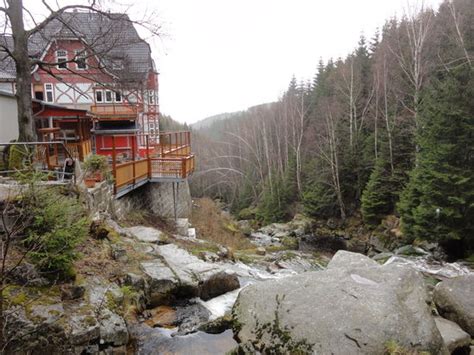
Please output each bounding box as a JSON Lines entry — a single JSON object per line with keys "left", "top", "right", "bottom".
{"left": 115, "top": 91, "right": 122, "bottom": 102}
{"left": 105, "top": 90, "right": 113, "bottom": 103}
{"left": 95, "top": 90, "right": 103, "bottom": 103}
{"left": 112, "top": 60, "right": 123, "bottom": 70}
{"left": 56, "top": 50, "right": 67, "bottom": 69}
{"left": 75, "top": 50, "right": 87, "bottom": 70}
{"left": 148, "top": 90, "right": 155, "bottom": 104}
{"left": 45, "top": 83, "right": 54, "bottom": 102}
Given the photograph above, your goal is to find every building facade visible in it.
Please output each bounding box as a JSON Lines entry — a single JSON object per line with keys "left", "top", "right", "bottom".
{"left": 0, "top": 11, "right": 160, "bottom": 155}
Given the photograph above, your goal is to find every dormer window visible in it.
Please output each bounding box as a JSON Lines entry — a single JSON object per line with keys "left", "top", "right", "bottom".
{"left": 56, "top": 50, "right": 68, "bottom": 69}
{"left": 112, "top": 59, "right": 123, "bottom": 70}
{"left": 75, "top": 50, "right": 87, "bottom": 70}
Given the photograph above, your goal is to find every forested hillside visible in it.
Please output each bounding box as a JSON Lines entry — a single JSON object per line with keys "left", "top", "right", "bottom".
{"left": 190, "top": 0, "right": 473, "bottom": 256}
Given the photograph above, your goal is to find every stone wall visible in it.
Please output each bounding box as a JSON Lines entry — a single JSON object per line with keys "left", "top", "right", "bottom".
{"left": 145, "top": 181, "right": 192, "bottom": 219}
{"left": 91, "top": 180, "right": 193, "bottom": 220}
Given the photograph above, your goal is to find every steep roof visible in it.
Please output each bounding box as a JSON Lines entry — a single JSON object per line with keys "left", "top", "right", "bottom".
{"left": 0, "top": 11, "right": 156, "bottom": 82}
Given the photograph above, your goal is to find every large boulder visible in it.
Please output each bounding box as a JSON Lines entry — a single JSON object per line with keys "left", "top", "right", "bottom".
{"left": 434, "top": 317, "right": 471, "bottom": 353}
{"left": 141, "top": 244, "right": 240, "bottom": 306}
{"left": 434, "top": 274, "right": 474, "bottom": 336}
{"left": 232, "top": 250, "right": 446, "bottom": 354}
{"left": 125, "top": 226, "right": 167, "bottom": 243}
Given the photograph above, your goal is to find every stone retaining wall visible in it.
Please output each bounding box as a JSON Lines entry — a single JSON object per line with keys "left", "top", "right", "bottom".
{"left": 86, "top": 180, "right": 192, "bottom": 220}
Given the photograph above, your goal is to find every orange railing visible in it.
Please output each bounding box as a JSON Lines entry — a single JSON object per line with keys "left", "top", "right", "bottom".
{"left": 153, "top": 131, "right": 192, "bottom": 157}
{"left": 150, "top": 154, "right": 195, "bottom": 180}
{"left": 110, "top": 133, "right": 195, "bottom": 195}
{"left": 91, "top": 104, "right": 139, "bottom": 120}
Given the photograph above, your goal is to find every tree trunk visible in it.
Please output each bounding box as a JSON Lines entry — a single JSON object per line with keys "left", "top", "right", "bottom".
{"left": 8, "top": 0, "right": 36, "bottom": 142}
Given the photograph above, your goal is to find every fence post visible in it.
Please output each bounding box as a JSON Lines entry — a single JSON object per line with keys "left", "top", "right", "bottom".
{"left": 146, "top": 135, "right": 151, "bottom": 179}
{"left": 112, "top": 135, "right": 117, "bottom": 195}
{"left": 131, "top": 135, "right": 136, "bottom": 186}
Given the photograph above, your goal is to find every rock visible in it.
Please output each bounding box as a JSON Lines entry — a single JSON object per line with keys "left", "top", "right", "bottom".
{"left": 255, "top": 247, "right": 266, "bottom": 256}
{"left": 145, "top": 306, "right": 177, "bottom": 327}
{"left": 111, "top": 245, "right": 128, "bottom": 262}
{"left": 140, "top": 259, "right": 179, "bottom": 306}
{"left": 175, "top": 302, "right": 211, "bottom": 334}
{"left": 249, "top": 232, "right": 282, "bottom": 247}
{"left": 75, "top": 344, "right": 99, "bottom": 354}
{"left": 434, "top": 274, "right": 474, "bottom": 336}
{"left": 259, "top": 223, "right": 292, "bottom": 237}
{"left": 188, "top": 227, "right": 196, "bottom": 238}
{"left": 125, "top": 272, "right": 147, "bottom": 290}
{"left": 61, "top": 284, "right": 86, "bottom": 300}
{"left": 237, "top": 220, "right": 252, "bottom": 235}
{"left": 434, "top": 317, "right": 471, "bottom": 353}
{"left": 158, "top": 244, "right": 240, "bottom": 300}
{"left": 199, "top": 251, "right": 220, "bottom": 262}
{"left": 372, "top": 252, "right": 394, "bottom": 262}
{"left": 8, "top": 262, "right": 48, "bottom": 287}
{"left": 30, "top": 303, "right": 65, "bottom": 325}
{"left": 217, "top": 246, "right": 230, "bottom": 258}
{"left": 99, "top": 308, "right": 129, "bottom": 346}
{"left": 99, "top": 345, "right": 127, "bottom": 355}
{"left": 200, "top": 271, "right": 240, "bottom": 301}
{"left": 125, "top": 226, "right": 166, "bottom": 243}
{"left": 299, "top": 234, "right": 347, "bottom": 253}
{"left": 175, "top": 218, "right": 189, "bottom": 236}
{"left": 232, "top": 250, "right": 446, "bottom": 354}
{"left": 141, "top": 245, "right": 240, "bottom": 306}
{"left": 368, "top": 235, "right": 389, "bottom": 253}
{"left": 346, "top": 238, "right": 368, "bottom": 254}
{"left": 69, "top": 312, "right": 100, "bottom": 345}
{"left": 327, "top": 250, "right": 379, "bottom": 270}
{"left": 198, "top": 315, "right": 233, "bottom": 334}
{"left": 395, "top": 244, "right": 429, "bottom": 256}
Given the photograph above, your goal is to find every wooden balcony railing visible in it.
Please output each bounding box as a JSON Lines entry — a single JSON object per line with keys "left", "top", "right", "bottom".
{"left": 150, "top": 155, "right": 195, "bottom": 180}
{"left": 153, "top": 131, "right": 192, "bottom": 157}
{"left": 114, "top": 159, "right": 149, "bottom": 191}
{"left": 110, "top": 134, "right": 195, "bottom": 196}
{"left": 90, "top": 104, "right": 139, "bottom": 120}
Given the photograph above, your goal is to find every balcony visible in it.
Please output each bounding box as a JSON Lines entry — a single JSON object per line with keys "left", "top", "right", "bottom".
{"left": 109, "top": 132, "right": 195, "bottom": 197}
{"left": 90, "top": 104, "right": 139, "bottom": 121}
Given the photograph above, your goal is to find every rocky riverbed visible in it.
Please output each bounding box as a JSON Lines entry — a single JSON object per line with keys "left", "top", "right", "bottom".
{"left": 5, "top": 213, "right": 473, "bottom": 354}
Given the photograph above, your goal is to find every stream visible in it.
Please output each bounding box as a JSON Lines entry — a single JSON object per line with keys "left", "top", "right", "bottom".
{"left": 132, "top": 229, "right": 473, "bottom": 355}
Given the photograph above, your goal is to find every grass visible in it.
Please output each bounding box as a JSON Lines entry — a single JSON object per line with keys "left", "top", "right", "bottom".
{"left": 191, "top": 198, "right": 254, "bottom": 251}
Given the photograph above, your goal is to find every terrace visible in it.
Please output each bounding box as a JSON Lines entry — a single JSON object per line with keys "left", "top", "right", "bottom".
{"left": 110, "top": 131, "right": 195, "bottom": 197}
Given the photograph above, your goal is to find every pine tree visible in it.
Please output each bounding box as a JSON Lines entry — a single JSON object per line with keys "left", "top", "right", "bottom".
{"left": 361, "top": 154, "right": 395, "bottom": 226}
{"left": 398, "top": 65, "right": 474, "bottom": 256}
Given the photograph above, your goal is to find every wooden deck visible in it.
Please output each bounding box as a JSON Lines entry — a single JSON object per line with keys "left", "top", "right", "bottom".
{"left": 111, "top": 132, "right": 195, "bottom": 198}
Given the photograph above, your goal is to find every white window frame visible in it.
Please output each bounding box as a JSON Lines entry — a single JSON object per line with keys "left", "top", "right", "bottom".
{"left": 104, "top": 90, "right": 113, "bottom": 103}
{"left": 95, "top": 90, "right": 103, "bottom": 103}
{"left": 75, "top": 50, "right": 87, "bottom": 70}
{"left": 44, "top": 83, "right": 54, "bottom": 103}
{"left": 56, "top": 50, "right": 68, "bottom": 70}
{"left": 148, "top": 90, "right": 155, "bottom": 105}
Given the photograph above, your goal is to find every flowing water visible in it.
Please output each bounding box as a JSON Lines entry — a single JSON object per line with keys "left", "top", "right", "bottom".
{"left": 135, "top": 229, "right": 473, "bottom": 355}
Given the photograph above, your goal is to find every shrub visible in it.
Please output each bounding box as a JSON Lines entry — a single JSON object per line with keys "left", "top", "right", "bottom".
{"left": 82, "top": 154, "right": 111, "bottom": 181}
{"left": 24, "top": 186, "right": 88, "bottom": 279}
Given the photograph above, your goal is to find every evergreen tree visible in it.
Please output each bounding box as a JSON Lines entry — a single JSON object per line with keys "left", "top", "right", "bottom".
{"left": 398, "top": 65, "right": 474, "bottom": 256}
{"left": 361, "top": 153, "right": 395, "bottom": 226}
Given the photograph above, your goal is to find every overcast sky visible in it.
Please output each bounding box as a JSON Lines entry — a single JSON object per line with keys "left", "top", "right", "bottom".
{"left": 26, "top": 0, "right": 444, "bottom": 123}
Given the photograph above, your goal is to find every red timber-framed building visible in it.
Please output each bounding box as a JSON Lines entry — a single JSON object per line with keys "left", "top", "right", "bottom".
{"left": 0, "top": 11, "right": 194, "bottom": 196}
